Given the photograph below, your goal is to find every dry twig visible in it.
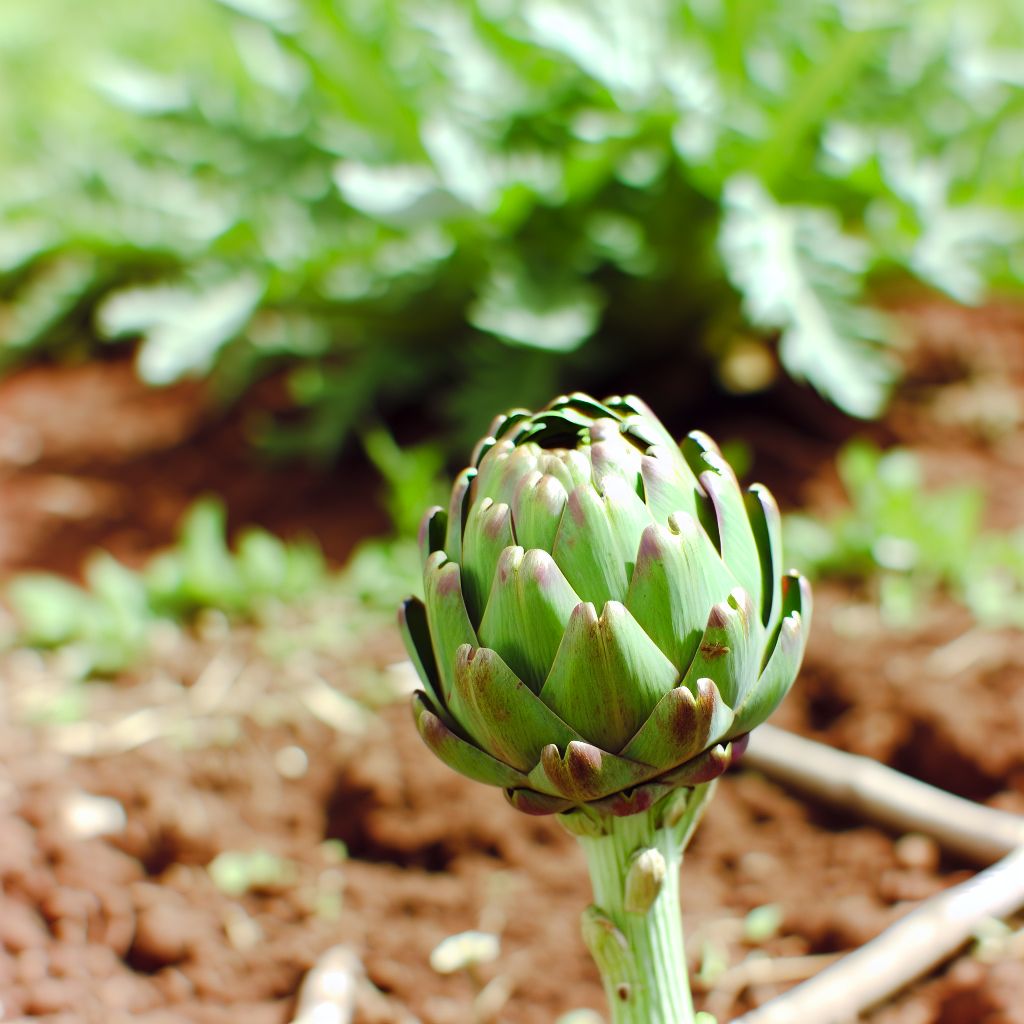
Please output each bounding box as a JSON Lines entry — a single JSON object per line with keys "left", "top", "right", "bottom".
{"left": 731, "top": 726, "right": 1024, "bottom": 1022}
{"left": 732, "top": 846, "right": 1024, "bottom": 1024}
{"left": 743, "top": 724, "right": 1024, "bottom": 864}
{"left": 288, "top": 945, "right": 360, "bottom": 1024}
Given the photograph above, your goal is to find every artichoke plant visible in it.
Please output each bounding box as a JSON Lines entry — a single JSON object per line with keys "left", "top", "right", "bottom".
{"left": 400, "top": 393, "right": 811, "bottom": 1023}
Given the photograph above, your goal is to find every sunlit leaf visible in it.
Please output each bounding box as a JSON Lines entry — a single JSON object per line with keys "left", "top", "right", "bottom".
{"left": 98, "top": 275, "right": 264, "bottom": 384}
{"left": 469, "top": 266, "right": 603, "bottom": 353}
{"left": 719, "top": 176, "right": 896, "bottom": 418}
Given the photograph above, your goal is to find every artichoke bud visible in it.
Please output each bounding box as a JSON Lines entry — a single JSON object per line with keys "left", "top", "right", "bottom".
{"left": 400, "top": 393, "right": 811, "bottom": 818}
{"left": 624, "top": 847, "right": 667, "bottom": 914}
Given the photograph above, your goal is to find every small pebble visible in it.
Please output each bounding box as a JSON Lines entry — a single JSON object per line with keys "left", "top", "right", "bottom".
{"left": 60, "top": 792, "right": 127, "bottom": 840}
{"left": 290, "top": 944, "right": 361, "bottom": 1024}
{"left": 429, "top": 930, "right": 500, "bottom": 974}
{"left": 739, "top": 850, "right": 779, "bottom": 881}
{"left": 894, "top": 833, "right": 940, "bottom": 872}
{"left": 223, "top": 904, "right": 264, "bottom": 952}
{"left": 274, "top": 745, "right": 309, "bottom": 780}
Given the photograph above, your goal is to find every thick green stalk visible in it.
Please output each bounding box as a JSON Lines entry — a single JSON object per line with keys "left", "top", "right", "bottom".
{"left": 564, "top": 783, "right": 715, "bottom": 1024}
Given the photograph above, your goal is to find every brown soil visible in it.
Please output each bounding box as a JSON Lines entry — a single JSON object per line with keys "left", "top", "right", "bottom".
{"left": 2, "top": 308, "right": 1024, "bottom": 1023}
{"left": 0, "top": 360, "right": 386, "bottom": 578}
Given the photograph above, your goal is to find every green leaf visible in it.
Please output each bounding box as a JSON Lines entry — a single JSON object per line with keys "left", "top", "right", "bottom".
{"left": 176, "top": 498, "right": 243, "bottom": 611}
{"left": 236, "top": 530, "right": 288, "bottom": 594}
{"left": 477, "top": 547, "right": 581, "bottom": 691}
{"left": 8, "top": 574, "right": 93, "bottom": 647}
{"left": 511, "top": 470, "right": 569, "bottom": 553}
{"left": 551, "top": 477, "right": 653, "bottom": 607}
{"left": 540, "top": 600, "right": 678, "bottom": 753}
{"left": 460, "top": 498, "right": 515, "bottom": 624}
{"left": 398, "top": 597, "right": 448, "bottom": 718}
{"left": 625, "top": 514, "right": 736, "bottom": 676}
{"left": 449, "top": 644, "right": 581, "bottom": 772}
{"left": 607, "top": 394, "right": 683, "bottom": 453}
{"left": 413, "top": 692, "right": 530, "bottom": 790}
{"left": 681, "top": 589, "right": 762, "bottom": 709}
{"left": 418, "top": 506, "right": 447, "bottom": 568}
{"left": 620, "top": 676, "right": 733, "bottom": 769}
{"left": 685, "top": 435, "right": 763, "bottom": 613}
{"left": 745, "top": 483, "right": 784, "bottom": 634}
{"left": 473, "top": 443, "right": 541, "bottom": 510}
{"left": 729, "top": 572, "right": 811, "bottom": 736}
{"left": 639, "top": 447, "right": 703, "bottom": 526}
{"left": 660, "top": 743, "right": 733, "bottom": 788}
{"left": 99, "top": 275, "right": 264, "bottom": 385}
{"left": 505, "top": 788, "right": 573, "bottom": 815}
{"left": 538, "top": 449, "right": 593, "bottom": 493}
{"left": 443, "top": 469, "right": 476, "bottom": 567}
{"left": 587, "top": 417, "right": 643, "bottom": 491}
{"left": 361, "top": 426, "right": 448, "bottom": 538}
{"left": 719, "top": 176, "right": 895, "bottom": 418}
{"left": 531, "top": 740, "right": 658, "bottom": 802}
{"left": 469, "top": 264, "right": 603, "bottom": 353}
{"left": 422, "top": 552, "right": 479, "bottom": 704}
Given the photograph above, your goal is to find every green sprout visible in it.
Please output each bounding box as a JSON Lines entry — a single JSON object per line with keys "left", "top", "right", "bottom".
{"left": 207, "top": 849, "right": 298, "bottom": 897}
{"left": 7, "top": 496, "right": 327, "bottom": 674}
{"left": 400, "top": 393, "right": 810, "bottom": 1023}
{"left": 784, "top": 440, "right": 1024, "bottom": 628}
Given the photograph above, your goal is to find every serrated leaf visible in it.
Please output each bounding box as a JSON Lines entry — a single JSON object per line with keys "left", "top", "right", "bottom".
{"left": 99, "top": 276, "right": 264, "bottom": 386}
{"left": 719, "top": 176, "right": 895, "bottom": 418}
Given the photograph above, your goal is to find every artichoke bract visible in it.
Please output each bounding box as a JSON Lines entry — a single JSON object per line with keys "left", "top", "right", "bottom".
{"left": 400, "top": 393, "right": 811, "bottom": 819}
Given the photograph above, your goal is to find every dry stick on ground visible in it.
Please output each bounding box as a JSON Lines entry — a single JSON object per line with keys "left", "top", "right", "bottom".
{"left": 732, "top": 846, "right": 1024, "bottom": 1024}
{"left": 729, "top": 725, "right": 1024, "bottom": 1023}
{"left": 743, "top": 724, "right": 1024, "bottom": 864}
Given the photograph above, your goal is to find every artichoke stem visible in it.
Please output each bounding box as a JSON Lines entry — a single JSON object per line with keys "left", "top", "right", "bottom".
{"left": 572, "top": 784, "right": 715, "bottom": 1024}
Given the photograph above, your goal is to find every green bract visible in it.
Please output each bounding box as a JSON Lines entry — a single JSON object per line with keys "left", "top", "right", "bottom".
{"left": 400, "top": 394, "right": 811, "bottom": 817}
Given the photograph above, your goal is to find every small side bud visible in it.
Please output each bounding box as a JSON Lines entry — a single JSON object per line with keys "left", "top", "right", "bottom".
{"left": 624, "top": 847, "right": 667, "bottom": 914}
{"left": 580, "top": 907, "right": 637, "bottom": 1004}
{"left": 580, "top": 906, "right": 629, "bottom": 958}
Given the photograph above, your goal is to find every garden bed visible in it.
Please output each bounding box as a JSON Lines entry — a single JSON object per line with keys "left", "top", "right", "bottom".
{"left": 2, "top": 301, "right": 1024, "bottom": 1023}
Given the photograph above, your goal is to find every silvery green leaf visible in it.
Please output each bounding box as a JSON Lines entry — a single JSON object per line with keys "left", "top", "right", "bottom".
{"left": 719, "top": 176, "right": 895, "bottom": 418}
{"left": 99, "top": 276, "right": 264, "bottom": 385}
{"left": 333, "top": 162, "right": 444, "bottom": 220}
{"left": 413, "top": 692, "right": 530, "bottom": 789}
{"left": 469, "top": 267, "right": 603, "bottom": 354}
{"left": 91, "top": 62, "right": 190, "bottom": 115}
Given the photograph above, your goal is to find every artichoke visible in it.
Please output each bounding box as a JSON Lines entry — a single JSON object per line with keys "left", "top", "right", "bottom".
{"left": 400, "top": 393, "right": 810, "bottom": 818}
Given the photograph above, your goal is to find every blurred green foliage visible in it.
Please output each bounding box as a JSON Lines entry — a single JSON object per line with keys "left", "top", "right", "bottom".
{"left": 785, "top": 441, "right": 1024, "bottom": 627}
{"left": 8, "top": 497, "right": 328, "bottom": 672}
{"left": 360, "top": 425, "right": 449, "bottom": 537}
{"left": 147, "top": 499, "right": 327, "bottom": 616}
{"left": 207, "top": 849, "right": 299, "bottom": 896}
{"left": 2, "top": 0, "right": 1023, "bottom": 458}
{"left": 4, "top": 414, "right": 449, "bottom": 675}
